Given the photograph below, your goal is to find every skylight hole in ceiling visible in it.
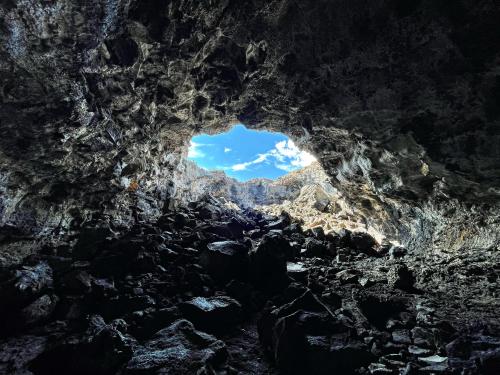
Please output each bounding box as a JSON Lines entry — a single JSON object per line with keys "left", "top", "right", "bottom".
{"left": 187, "top": 124, "right": 316, "bottom": 181}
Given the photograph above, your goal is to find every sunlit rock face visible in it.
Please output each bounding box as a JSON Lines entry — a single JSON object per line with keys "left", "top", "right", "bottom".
{"left": 172, "top": 160, "right": 385, "bottom": 242}
{"left": 172, "top": 160, "right": 332, "bottom": 208}
{"left": 1, "top": 0, "right": 500, "bottom": 254}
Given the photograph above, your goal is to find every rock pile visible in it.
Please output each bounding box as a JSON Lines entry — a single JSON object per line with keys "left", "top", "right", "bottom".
{"left": 0, "top": 196, "right": 499, "bottom": 374}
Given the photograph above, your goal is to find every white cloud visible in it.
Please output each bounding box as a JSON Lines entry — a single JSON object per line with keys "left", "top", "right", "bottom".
{"left": 275, "top": 140, "right": 299, "bottom": 158}
{"left": 224, "top": 147, "right": 232, "bottom": 153}
{"left": 188, "top": 141, "right": 205, "bottom": 158}
{"left": 231, "top": 153, "right": 268, "bottom": 171}
{"left": 228, "top": 139, "right": 316, "bottom": 173}
{"left": 275, "top": 163, "right": 295, "bottom": 172}
{"left": 270, "top": 139, "right": 316, "bottom": 169}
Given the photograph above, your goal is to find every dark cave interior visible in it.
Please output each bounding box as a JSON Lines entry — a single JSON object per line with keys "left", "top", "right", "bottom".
{"left": 0, "top": 1, "right": 499, "bottom": 374}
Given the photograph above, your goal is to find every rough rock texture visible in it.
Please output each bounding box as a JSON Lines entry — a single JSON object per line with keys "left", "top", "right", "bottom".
{"left": 1, "top": 2, "right": 500, "bottom": 372}
{"left": 0, "top": 199, "right": 498, "bottom": 374}
{"left": 172, "top": 160, "right": 335, "bottom": 209}
{"left": 1, "top": 0, "right": 500, "bottom": 258}
{"left": 173, "top": 160, "right": 384, "bottom": 241}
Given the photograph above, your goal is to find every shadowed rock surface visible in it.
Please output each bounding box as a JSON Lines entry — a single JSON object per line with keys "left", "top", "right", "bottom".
{"left": 0, "top": 200, "right": 497, "bottom": 374}
{"left": 0, "top": 0, "right": 499, "bottom": 374}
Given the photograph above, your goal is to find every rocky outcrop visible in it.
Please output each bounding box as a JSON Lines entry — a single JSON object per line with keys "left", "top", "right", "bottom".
{"left": 1, "top": 0, "right": 499, "bottom": 256}
{"left": 172, "top": 159, "right": 333, "bottom": 207}
{"left": 172, "top": 159, "right": 385, "bottom": 241}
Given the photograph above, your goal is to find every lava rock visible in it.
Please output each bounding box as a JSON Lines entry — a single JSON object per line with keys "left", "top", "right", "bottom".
{"left": 392, "top": 329, "right": 412, "bottom": 344}
{"left": 225, "top": 279, "right": 255, "bottom": 307}
{"left": 125, "top": 319, "right": 227, "bottom": 374}
{"left": 0, "top": 335, "right": 48, "bottom": 374}
{"left": 30, "top": 315, "right": 134, "bottom": 375}
{"left": 208, "top": 220, "right": 245, "bottom": 239}
{"left": 265, "top": 214, "right": 291, "bottom": 230}
{"left": 302, "top": 238, "right": 327, "bottom": 258}
{"left": 287, "top": 262, "right": 309, "bottom": 282}
{"left": 180, "top": 296, "right": 242, "bottom": 333}
{"left": 411, "top": 327, "right": 435, "bottom": 348}
{"left": 11, "top": 262, "right": 53, "bottom": 304}
{"left": 337, "top": 229, "right": 352, "bottom": 247}
{"left": 73, "top": 228, "right": 113, "bottom": 260}
{"left": 197, "top": 203, "right": 223, "bottom": 220}
{"left": 21, "top": 294, "right": 58, "bottom": 325}
{"left": 284, "top": 222, "right": 302, "bottom": 235}
{"left": 259, "top": 290, "right": 373, "bottom": 374}
{"left": 389, "top": 246, "right": 407, "bottom": 259}
{"left": 199, "top": 241, "right": 249, "bottom": 283}
{"left": 61, "top": 270, "right": 92, "bottom": 294}
{"left": 446, "top": 336, "right": 472, "bottom": 359}
{"left": 247, "top": 228, "right": 262, "bottom": 239}
{"left": 388, "top": 263, "right": 415, "bottom": 291}
{"left": 350, "top": 232, "right": 377, "bottom": 254}
{"left": 249, "top": 233, "right": 290, "bottom": 292}
{"left": 480, "top": 348, "right": 500, "bottom": 375}
{"left": 336, "top": 269, "right": 361, "bottom": 284}
{"left": 310, "top": 227, "right": 326, "bottom": 240}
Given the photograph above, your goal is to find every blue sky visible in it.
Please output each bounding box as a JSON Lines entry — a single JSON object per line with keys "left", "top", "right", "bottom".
{"left": 188, "top": 124, "right": 316, "bottom": 181}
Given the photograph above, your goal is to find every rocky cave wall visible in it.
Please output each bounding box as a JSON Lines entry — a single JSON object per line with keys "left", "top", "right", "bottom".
{"left": 1, "top": 0, "right": 500, "bottom": 257}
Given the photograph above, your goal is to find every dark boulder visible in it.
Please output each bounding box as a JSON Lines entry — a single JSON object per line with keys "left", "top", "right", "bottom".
{"left": 72, "top": 228, "right": 113, "bottom": 261}
{"left": 21, "top": 294, "right": 58, "bottom": 325}
{"left": 349, "top": 232, "right": 377, "bottom": 254}
{"left": 302, "top": 238, "right": 327, "bottom": 258}
{"left": 0, "top": 335, "right": 48, "bottom": 374}
{"left": 10, "top": 262, "right": 53, "bottom": 304}
{"left": 90, "top": 250, "right": 137, "bottom": 278}
{"left": 225, "top": 279, "right": 255, "bottom": 308}
{"left": 259, "top": 290, "right": 373, "bottom": 374}
{"left": 197, "top": 203, "right": 223, "bottom": 220}
{"left": 247, "top": 228, "right": 263, "bottom": 239}
{"left": 309, "top": 227, "right": 325, "bottom": 240}
{"left": 180, "top": 296, "right": 242, "bottom": 333}
{"left": 173, "top": 212, "right": 190, "bottom": 227}
{"left": 207, "top": 219, "right": 244, "bottom": 239}
{"left": 29, "top": 315, "right": 134, "bottom": 375}
{"left": 287, "top": 262, "right": 309, "bottom": 282}
{"left": 389, "top": 246, "right": 407, "bottom": 259}
{"left": 284, "top": 222, "right": 302, "bottom": 235}
{"left": 0, "top": 262, "right": 54, "bottom": 334}
{"left": 249, "top": 233, "right": 290, "bottom": 292}
{"left": 265, "top": 213, "right": 291, "bottom": 230}
{"left": 128, "top": 307, "right": 180, "bottom": 340}
{"left": 60, "top": 270, "right": 92, "bottom": 294}
{"left": 199, "top": 241, "right": 249, "bottom": 283}
{"left": 388, "top": 263, "right": 415, "bottom": 291}
{"left": 337, "top": 229, "right": 352, "bottom": 247}
{"left": 125, "top": 319, "right": 227, "bottom": 374}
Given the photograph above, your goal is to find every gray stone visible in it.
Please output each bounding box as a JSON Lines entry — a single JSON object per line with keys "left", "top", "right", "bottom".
{"left": 200, "top": 241, "right": 249, "bottom": 283}
{"left": 180, "top": 296, "right": 242, "bottom": 333}
{"left": 126, "top": 319, "right": 227, "bottom": 374}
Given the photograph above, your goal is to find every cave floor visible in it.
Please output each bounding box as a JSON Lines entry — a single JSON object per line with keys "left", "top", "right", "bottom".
{"left": 0, "top": 197, "right": 499, "bottom": 374}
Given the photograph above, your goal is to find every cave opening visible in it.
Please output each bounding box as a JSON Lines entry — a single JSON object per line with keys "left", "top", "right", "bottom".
{"left": 187, "top": 123, "right": 316, "bottom": 181}
{"left": 173, "top": 123, "right": 381, "bottom": 241}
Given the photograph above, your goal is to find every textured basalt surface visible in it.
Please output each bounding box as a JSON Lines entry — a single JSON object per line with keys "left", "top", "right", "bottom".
{"left": 0, "top": 1, "right": 500, "bottom": 374}
{"left": 0, "top": 200, "right": 499, "bottom": 374}
{"left": 1, "top": 0, "right": 500, "bottom": 256}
